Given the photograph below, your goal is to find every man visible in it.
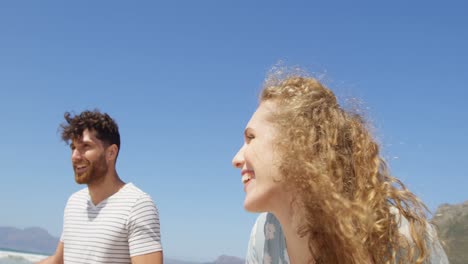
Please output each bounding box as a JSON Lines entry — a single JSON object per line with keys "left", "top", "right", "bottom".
{"left": 39, "top": 110, "right": 163, "bottom": 264}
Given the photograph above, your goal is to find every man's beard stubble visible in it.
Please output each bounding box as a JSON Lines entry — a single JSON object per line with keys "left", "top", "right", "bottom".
{"left": 74, "top": 154, "right": 108, "bottom": 185}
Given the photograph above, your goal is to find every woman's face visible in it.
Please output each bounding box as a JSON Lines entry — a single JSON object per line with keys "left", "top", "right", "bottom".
{"left": 232, "top": 101, "right": 286, "bottom": 213}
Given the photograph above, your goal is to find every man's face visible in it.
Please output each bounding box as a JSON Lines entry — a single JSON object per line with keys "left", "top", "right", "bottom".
{"left": 70, "top": 129, "right": 109, "bottom": 184}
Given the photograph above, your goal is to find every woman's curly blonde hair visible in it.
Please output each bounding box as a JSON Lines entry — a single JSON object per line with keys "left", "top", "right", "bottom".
{"left": 261, "top": 74, "right": 430, "bottom": 263}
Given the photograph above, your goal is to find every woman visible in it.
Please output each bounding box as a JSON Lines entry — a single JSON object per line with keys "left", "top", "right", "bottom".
{"left": 232, "top": 73, "right": 448, "bottom": 263}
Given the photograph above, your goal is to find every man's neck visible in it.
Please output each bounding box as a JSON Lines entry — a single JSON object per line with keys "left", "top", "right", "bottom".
{"left": 87, "top": 171, "right": 125, "bottom": 206}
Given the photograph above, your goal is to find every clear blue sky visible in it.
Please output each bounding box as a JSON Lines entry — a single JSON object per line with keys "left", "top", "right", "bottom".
{"left": 1, "top": 1, "right": 467, "bottom": 262}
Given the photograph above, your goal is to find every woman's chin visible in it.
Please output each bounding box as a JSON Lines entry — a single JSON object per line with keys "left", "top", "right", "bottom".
{"left": 243, "top": 190, "right": 278, "bottom": 213}
{"left": 244, "top": 197, "right": 265, "bottom": 213}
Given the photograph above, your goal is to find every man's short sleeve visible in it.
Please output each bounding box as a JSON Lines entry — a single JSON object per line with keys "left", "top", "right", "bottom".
{"left": 127, "top": 194, "right": 162, "bottom": 257}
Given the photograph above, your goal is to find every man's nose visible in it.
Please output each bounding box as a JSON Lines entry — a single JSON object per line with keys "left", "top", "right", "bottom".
{"left": 71, "top": 149, "right": 82, "bottom": 163}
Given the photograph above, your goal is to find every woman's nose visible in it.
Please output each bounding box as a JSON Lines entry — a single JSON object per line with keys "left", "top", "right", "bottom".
{"left": 232, "top": 144, "right": 245, "bottom": 169}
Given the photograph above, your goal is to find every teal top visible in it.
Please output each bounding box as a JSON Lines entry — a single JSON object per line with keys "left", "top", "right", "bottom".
{"left": 246, "top": 212, "right": 449, "bottom": 264}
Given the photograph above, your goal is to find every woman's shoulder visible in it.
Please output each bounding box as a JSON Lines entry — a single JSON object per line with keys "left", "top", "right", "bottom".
{"left": 247, "top": 213, "right": 289, "bottom": 263}
{"left": 390, "top": 206, "right": 449, "bottom": 263}
{"left": 252, "top": 212, "right": 283, "bottom": 238}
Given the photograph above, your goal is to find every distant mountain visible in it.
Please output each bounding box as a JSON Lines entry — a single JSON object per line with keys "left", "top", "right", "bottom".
{"left": 0, "top": 226, "right": 59, "bottom": 255}
{"left": 150, "top": 254, "right": 244, "bottom": 264}
{"left": 174, "top": 254, "right": 244, "bottom": 264}
{"left": 432, "top": 200, "right": 468, "bottom": 264}
{"left": 164, "top": 258, "right": 206, "bottom": 264}
{"left": 209, "top": 254, "right": 244, "bottom": 264}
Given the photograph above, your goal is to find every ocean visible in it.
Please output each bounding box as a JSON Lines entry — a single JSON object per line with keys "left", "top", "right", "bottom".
{"left": 0, "top": 249, "right": 48, "bottom": 264}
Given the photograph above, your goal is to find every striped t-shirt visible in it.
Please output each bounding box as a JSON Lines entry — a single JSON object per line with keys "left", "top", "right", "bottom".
{"left": 61, "top": 183, "right": 162, "bottom": 263}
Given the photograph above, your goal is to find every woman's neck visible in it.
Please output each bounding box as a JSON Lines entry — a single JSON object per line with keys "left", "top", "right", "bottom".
{"left": 272, "top": 201, "right": 317, "bottom": 264}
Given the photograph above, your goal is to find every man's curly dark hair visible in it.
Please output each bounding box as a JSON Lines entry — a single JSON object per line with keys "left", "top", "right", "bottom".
{"left": 60, "top": 109, "right": 120, "bottom": 155}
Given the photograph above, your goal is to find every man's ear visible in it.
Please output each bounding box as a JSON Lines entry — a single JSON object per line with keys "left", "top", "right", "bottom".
{"left": 106, "top": 144, "right": 118, "bottom": 161}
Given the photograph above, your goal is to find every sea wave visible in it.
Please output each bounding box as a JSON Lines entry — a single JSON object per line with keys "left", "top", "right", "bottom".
{"left": 0, "top": 249, "right": 48, "bottom": 264}
{"left": 0, "top": 255, "right": 33, "bottom": 264}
